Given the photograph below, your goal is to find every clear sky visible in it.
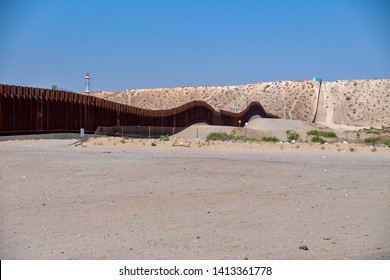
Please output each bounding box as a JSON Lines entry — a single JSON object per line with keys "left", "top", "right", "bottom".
{"left": 0, "top": 0, "right": 389, "bottom": 92}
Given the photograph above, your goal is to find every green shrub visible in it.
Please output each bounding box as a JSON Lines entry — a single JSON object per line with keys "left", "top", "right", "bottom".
{"left": 206, "top": 132, "right": 232, "bottom": 141}
{"left": 311, "top": 136, "right": 326, "bottom": 144}
{"left": 159, "top": 135, "right": 170, "bottom": 141}
{"left": 362, "top": 128, "right": 381, "bottom": 135}
{"left": 261, "top": 136, "right": 280, "bottom": 142}
{"left": 206, "top": 132, "right": 260, "bottom": 142}
{"left": 364, "top": 137, "right": 390, "bottom": 146}
{"left": 364, "top": 137, "right": 379, "bottom": 144}
{"left": 307, "top": 130, "right": 337, "bottom": 138}
{"left": 286, "top": 130, "right": 300, "bottom": 142}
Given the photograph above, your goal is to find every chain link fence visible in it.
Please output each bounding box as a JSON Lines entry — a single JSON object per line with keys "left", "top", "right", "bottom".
{"left": 95, "top": 126, "right": 187, "bottom": 139}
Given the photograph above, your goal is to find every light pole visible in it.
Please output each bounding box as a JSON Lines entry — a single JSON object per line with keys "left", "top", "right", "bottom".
{"left": 85, "top": 73, "right": 90, "bottom": 95}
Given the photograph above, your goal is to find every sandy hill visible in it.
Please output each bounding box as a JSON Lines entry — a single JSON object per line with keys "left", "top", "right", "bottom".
{"left": 92, "top": 79, "right": 390, "bottom": 128}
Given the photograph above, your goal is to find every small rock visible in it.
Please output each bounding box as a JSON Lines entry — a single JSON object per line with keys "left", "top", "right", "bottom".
{"left": 299, "top": 245, "right": 308, "bottom": 250}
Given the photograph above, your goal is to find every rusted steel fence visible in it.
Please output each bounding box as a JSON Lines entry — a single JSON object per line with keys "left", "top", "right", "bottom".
{"left": 0, "top": 84, "right": 277, "bottom": 136}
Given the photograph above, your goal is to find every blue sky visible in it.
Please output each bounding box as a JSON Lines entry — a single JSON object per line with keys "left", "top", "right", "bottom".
{"left": 0, "top": 0, "right": 389, "bottom": 92}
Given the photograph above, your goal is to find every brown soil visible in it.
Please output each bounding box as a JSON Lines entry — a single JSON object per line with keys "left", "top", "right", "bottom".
{"left": 0, "top": 138, "right": 389, "bottom": 259}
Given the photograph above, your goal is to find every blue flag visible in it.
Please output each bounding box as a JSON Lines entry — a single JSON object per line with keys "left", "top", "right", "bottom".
{"left": 313, "top": 77, "right": 322, "bottom": 83}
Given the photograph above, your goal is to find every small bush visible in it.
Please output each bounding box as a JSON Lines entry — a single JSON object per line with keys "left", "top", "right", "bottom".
{"left": 206, "top": 132, "right": 259, "bottom": 142}
{"left": 364, "top": 137, "right": 390, "bottom": 147}
{"left": 349, "top": 147, "right": 355, "bottom": 152}
{"left": 307, "top": 130, "right": 337, "bottom": 138}
{"left": 364, "top": 137, "right": 379, "bottom": 144}
{"left": 311, "top": 136, "right": 326, "bottom": 144}
{"left": 119, "top": 138, "right": 126, "bottom": 144}
{"left": 363, "top": 128, "right": 381, "bottom": 135}
{"left": 286, "top": 130, "right": 300, "bottom": 142}
{"left": 151, "top": 142, "right": 157, "bottom": 146}
{"left": 159, "top": 135, "right": 170, "bottom": 141}
{"left": 206, "top": 132, "right": 232, "bottom": 141}
{"left": 261, "top": 136, "right": 280, "bottom": 142}
{"left": 346, "top": 96, "right": 351, "bottom": 101}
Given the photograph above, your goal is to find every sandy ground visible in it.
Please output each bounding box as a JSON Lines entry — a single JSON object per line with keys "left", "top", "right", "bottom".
{"left": 0, "top": 138, "right": 389, "bottom": 260}
{"left": 92, "top": 79, "right": 390, "bottom": 128}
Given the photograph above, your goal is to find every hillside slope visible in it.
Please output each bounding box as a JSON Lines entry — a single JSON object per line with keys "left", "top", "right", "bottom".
{"left": 92, "top": 79, "right": 390, "bottom": 128}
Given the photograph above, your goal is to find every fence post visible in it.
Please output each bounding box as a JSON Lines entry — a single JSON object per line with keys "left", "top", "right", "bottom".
{"left": 149, "top": 126, "right": 151, "bottom": 139}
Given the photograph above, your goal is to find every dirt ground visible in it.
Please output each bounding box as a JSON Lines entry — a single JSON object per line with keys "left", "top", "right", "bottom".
{"left": 0, "top": 138, "right": 389, "bottom": 259}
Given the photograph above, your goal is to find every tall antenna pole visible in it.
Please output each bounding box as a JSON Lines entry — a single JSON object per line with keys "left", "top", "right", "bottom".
{"left": 85, "top": 72, "right": 90, "bottom": 95}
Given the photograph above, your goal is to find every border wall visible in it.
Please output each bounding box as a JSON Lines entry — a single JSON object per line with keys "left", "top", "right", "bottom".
{"left": 0, "top": 84, "right": 278, "bottom": 136}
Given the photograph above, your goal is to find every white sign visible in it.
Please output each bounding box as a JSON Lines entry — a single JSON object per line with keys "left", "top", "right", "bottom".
{"left": 80, "top": 128, "right": 85, "bottom": 138}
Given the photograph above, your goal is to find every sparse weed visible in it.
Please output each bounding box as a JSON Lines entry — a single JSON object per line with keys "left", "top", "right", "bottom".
{"left": 206, "top": 132, "right": 259, "bottom": 142}
{"left": 312, "top": 136, "right": 326, "bottom": 144}
{"left": 307, "top": 130, "right": 337, "bottom": 138}
{"left": 364, "top": 137, "right": 379, "bottom": 144}
{"left": 159, "top": 135, "right": 170, "bottom": 141}
{"left": 261, "top": 136, "right": 280, "bottom": 142}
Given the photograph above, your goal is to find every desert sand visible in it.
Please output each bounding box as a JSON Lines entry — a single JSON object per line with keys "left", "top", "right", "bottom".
{"left": 0, "top": 136, "right": 389, "bottom": 260}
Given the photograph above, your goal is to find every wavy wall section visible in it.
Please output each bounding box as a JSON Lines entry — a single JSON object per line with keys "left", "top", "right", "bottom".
{"left": 0, "top": 84, "right": 278, "bottom": 136}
